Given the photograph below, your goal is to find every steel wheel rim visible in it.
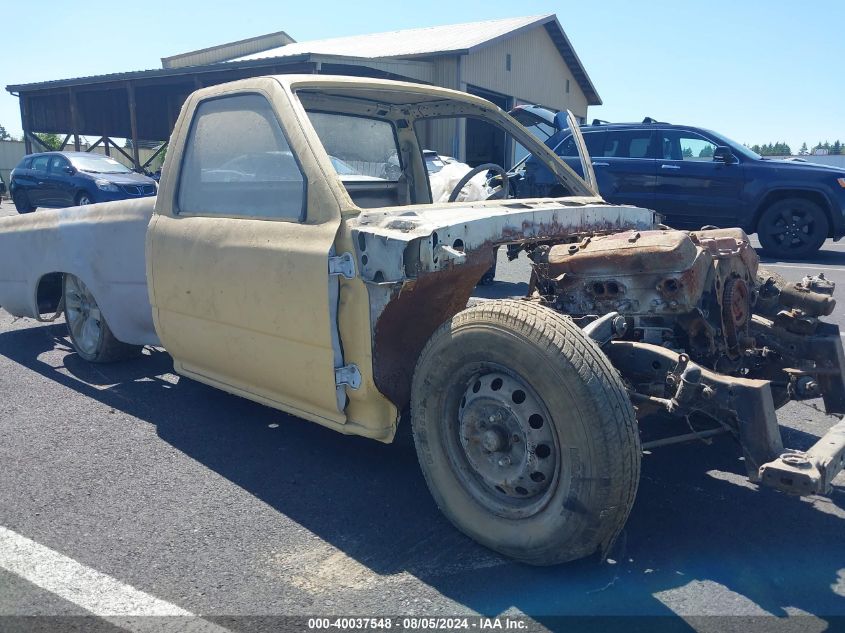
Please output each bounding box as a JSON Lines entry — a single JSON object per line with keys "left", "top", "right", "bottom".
{"left": 443, "top": 367, "right": 559, "bottom": 519}
{"left": 64, "top": 275, "right": 102, "bottom": 356}
{"left": 763, "top": 207, "right": 815, "bottom": 249}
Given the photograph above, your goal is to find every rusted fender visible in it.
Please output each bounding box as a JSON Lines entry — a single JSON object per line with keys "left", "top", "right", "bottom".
{"left": 349, "top": 199, "right": 656, "bottom": 409}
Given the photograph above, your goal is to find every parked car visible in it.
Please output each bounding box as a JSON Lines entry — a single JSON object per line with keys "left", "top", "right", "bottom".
{"left": 1, "top": 76, "right": 844, "bottom": 565}
{"left": 9, "top": 151, "right": 157, "bottom": 214}
{"left": 510, "top": 106, "right": 845, "bottom": 258}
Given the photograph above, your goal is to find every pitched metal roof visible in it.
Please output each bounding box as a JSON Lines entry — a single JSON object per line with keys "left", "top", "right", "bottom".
{"left": 237, "top": 15, "right": 551, "bottom": 60}
{"left": 233, "top": 15, "right": 601, "bottom": 104}
{"left": 7, "top": 15, "right": 600, "bottom": 106}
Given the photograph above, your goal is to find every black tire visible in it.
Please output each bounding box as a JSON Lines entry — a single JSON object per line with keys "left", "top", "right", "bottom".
{"left": 411, "top": 300, "right": 640, "bottom": 565}
{"left": 63, "top": 274, "right": 143, "bottom": 363}
{"left": 757, "top": 198, "right": 828, "bottom": 259}
{"left": 13, "top": 190, "right": 34, "bottom": 213}
{"left": 75, "top": 191, "right": 93, "bottom": 206}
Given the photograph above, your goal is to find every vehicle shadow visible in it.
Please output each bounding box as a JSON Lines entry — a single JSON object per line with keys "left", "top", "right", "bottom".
{"left": 1, "top": 322, "right": 843, "bottom": 628}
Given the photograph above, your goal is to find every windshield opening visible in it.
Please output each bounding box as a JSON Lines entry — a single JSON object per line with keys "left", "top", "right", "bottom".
{"left": 293, "top": 85, "right": 592, "bottom": 210}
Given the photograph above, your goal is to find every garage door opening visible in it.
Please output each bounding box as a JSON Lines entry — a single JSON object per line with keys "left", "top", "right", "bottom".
{"left": 466, "top": 86, "right": 511, "bottom": 168}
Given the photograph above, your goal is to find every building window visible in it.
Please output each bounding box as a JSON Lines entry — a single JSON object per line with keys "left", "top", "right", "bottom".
{"left": 566, "top": 79, "right": 570, "bottom": 94}
{"left": 506, "top": 54, "right": 511, "bottom": 71}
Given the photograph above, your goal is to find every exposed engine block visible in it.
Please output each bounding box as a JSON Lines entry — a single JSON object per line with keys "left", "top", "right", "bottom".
{"left": 522, "top": 226, "right": 845, "bottom": 496}
{"left": 530, "top": 227, "right": 834, "bottom": 371}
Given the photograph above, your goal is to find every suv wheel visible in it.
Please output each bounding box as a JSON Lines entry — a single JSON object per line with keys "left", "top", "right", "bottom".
{"left": 757, "top": 198, "right": 828, "bottom": 259}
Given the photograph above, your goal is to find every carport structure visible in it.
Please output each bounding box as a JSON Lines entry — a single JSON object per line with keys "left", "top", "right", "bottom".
{"left": 6, "top": 56, "right": 412, "bottom": 171}
{"left": 6, "top": 14, "right": 601, "bottom": 171}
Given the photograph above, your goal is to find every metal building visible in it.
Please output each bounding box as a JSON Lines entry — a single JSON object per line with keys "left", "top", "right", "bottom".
{"left": 6, "top": 14, "right": 600, "bottom": 169}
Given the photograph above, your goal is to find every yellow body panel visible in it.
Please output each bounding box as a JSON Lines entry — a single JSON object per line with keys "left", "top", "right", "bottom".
{"left": 144, "top": 74, "right": 632, "bottom": 442}
{"left": 147, "top": 76, "right": 401, "bottom": 437}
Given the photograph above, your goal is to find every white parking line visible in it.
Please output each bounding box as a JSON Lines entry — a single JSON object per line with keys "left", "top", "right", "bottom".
{"left": 762, "top": 262, "right": 843, "bottom": 272}
{"left": 0, "top": 526, "right": 230, "bottom": 631}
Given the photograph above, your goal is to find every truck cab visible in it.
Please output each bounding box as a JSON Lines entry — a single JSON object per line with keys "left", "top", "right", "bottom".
{"left": 146, "top": 75, "right": 628, "bottom": 440}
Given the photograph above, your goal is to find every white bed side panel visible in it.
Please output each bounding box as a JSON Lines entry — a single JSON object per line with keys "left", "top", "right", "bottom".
{"left": 0, "top": 198, "right": 159, "bottom": 346}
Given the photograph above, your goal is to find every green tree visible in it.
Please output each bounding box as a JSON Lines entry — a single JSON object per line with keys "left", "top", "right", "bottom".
{"left": 682, "top": 146, "right": 693, "bottom": 158}
{"left": 35, "top": 133, "right": 61, "bottom": 150}
{"left": 832, "top": 140, "right": 842, "bottom": 155}
{"left": 799, "top": 142, "right": 809, "bottom": 155}
{"left": 698, "top": 145, "right": 714, "bottom": 158}
{"left": 0, "top": 125, "right": 11, "bottom": 141}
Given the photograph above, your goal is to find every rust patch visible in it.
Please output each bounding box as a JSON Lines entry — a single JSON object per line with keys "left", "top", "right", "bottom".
{"left": 372, "top": 247, "right": 495, "bottom": 409}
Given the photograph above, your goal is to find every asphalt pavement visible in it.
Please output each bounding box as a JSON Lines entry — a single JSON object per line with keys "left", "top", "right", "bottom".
{"left": 0, "top": 198, "right": 843, "bottom": 632}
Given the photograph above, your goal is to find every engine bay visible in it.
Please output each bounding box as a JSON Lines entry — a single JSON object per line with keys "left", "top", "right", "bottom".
{"left": 523, "top": 226, "right": 845, "bottom": 495}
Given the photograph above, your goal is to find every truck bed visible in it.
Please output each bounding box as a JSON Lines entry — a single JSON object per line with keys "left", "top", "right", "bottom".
{"left": 0, "top": 198, "right": 159, "bottom": 346}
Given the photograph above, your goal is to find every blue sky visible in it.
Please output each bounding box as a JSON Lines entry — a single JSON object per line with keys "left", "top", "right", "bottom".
{"left": 0, "top": 0, "right": 842, "bottom": 152}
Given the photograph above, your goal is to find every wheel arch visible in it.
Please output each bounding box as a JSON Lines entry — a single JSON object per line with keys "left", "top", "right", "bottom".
{"left": 31, "top": 270, "right": 155, "bottom": 348}
{"left": 752, "top": 188, "right": 834, "bottom": 237}
{"left": 372, "top": 250, "right": 495, "bottom": 411}
{"left": 34, "top": 272, "right": 64, "bottom": 317}
{"left": 31, "top": 271, "right": 107, "bottom": 322}
{"left": 75, "top": 188, "right": 95, "bottom": 205}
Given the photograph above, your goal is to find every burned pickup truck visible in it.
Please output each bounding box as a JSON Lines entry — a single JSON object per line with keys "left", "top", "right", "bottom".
{"left": 0, "top": 75, "right": 842, "bottom": 566}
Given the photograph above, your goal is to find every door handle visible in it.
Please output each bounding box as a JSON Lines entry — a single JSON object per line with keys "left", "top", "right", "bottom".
{"left": 591, "top": 161, "right": 609, "bottom": 167}
{"left": 660, "top": 164, "right": 681, "bottom": 170}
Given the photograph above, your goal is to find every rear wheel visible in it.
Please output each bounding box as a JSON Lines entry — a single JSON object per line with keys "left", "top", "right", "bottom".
{"left": 63, "top": 274, "right": 142, "bottom": 363}
{"left": 13, "top": 190, "right": 34, "bottom": 213}
{"left": 757, "top": 198, "right": 828, "bottom": 259}
{"left": 75, "top": 192, "right": 93, "bottom": 206}
{"left": 411, "top": 300, "right": 640, "bottom": 565}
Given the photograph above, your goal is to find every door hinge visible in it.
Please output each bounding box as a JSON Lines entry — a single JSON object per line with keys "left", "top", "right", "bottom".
{"left": 335, "top": 364, "right": 362, "bottom": 390}
{"left": 328, "top": 252, "right": 355, "bottom": 279}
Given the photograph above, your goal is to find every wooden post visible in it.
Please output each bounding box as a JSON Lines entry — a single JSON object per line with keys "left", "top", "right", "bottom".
{"left": 127, "top": 82, "right": 140, "bottom": 170}
{"left": 19, "top": 95, "right": 32, "bottom": 154}
{"left": 69, "top": 88, "right": 81, "bottom": 151}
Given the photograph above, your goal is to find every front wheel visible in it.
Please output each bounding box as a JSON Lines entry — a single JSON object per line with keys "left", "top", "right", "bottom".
{"left": 411, "top": 300, "right": 640, "bottom": 565}
{"left": 76, "top": 192, "right": 93, "bottom": 206}
{"left": 63, "top": 274, "right": 142, "bottom": 363}
{"left": 757, "top": 198, "right": 828, "bottom": 259}
{"left": 13, "top": 190, "right": 34, "bottom": 213}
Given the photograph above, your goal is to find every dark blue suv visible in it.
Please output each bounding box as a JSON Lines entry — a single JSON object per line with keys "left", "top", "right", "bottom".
{"left": 511, "top": 106, "right": 845, "bottom": 258}
{"left": 10, "top": 152, "right": 157, "bottom": 214}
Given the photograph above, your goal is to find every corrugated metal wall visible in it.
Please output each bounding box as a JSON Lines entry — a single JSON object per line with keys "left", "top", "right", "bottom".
{"left": 462, "top": 27, "right": 588, "bottom": 117}
{"left": 0, "top": 141, "right": 26, "bottom": 190}
{"left": 420, "top": 26, "right": 591, "bottom": 161}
